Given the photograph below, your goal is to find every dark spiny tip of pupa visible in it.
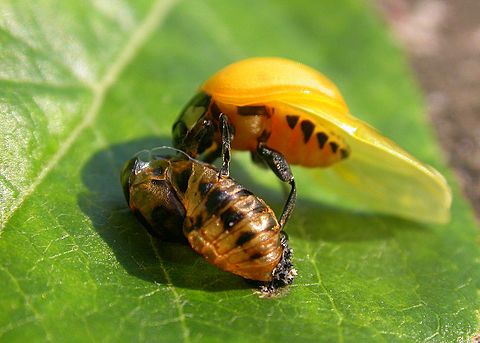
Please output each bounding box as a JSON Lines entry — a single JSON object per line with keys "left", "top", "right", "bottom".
{"left": 259, "top": 231, "right": 297, "bottom": 297}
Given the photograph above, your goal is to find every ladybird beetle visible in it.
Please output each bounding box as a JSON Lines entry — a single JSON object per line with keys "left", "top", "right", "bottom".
{"left": 121, "top": 146, "right": 295, "bottom": 286}
{"left": 172, "top": 57, "right": 451, "bottom": 224}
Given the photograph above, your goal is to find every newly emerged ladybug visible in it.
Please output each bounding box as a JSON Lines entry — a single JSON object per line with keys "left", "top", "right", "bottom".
{"left": 121, "top": 146, "right": 295, "bottom": 287}
{"left": 173, "top": 57, "right": 451, "bottom": 224}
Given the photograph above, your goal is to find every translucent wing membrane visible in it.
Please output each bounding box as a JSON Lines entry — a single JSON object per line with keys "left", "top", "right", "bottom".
{"left": 287, "top": 99, "right": 452, "bottom": 224}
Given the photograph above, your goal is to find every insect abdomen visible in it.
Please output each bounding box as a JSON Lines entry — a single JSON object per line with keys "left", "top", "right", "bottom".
{"left": 183, "top": 168, "right": 283, "bottom": 281}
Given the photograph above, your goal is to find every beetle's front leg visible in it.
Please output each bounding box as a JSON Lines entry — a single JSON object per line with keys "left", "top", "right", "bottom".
{"left": 256, "top": 144, "right": 296, "bottom": 230}
{"left": 218, "top": 113, "right": 232, "bottom": 178}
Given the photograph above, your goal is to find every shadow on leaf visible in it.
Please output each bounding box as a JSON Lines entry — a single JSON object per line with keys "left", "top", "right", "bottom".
{"left": 78, "top": 136, "right": 427, "bottom": 291}
{"left": 78, "top": 136, "right": 249, "bottom": 291}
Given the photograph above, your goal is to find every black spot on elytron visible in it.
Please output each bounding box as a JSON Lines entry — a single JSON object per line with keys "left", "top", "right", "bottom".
{"left": 199, "top": 182, "right": 214, "bottom": 196}
{"left": 220, "top": 208, "right": 245, "bottom": 230}
{"left": 250, "top": 253, "right": 263, "bottom": 260}
{"left": 329, "top": 142, "right": 339, "bottom": 153}
{"left": 205, "top": 189, "right": 233, "bottom": 215}
{"left": 236, "top": 231, "right": 256, "bottom": 246}
{"left": 286, "top": 115, "right": 299, "bottom": 129}
{"left": 340, "top": 148, "right": 350, "bottom": 159}
{"left": 237, "top": 105, "right": 268, "bottom": 116}
{"left": 174, "top": 168, "right": 192, "bottom": 194}
{"left": 210, "top": 102, "right": 222, "bottom": 117}
{"left": 300, "top": 120, "right": 315, "bottom": 143}
{"left": 258, "top": 129, "right": 271, "bottom": 142}
{"left": 316, "top": 132, "right": 328, "bottom": 149}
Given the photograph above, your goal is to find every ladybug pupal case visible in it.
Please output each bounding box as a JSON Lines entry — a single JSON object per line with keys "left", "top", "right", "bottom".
{"left": 121, "top": 147, "right": 295, "bottom": 288}
{"left": 173, "top": 57, "right": 451, "bottom": 224}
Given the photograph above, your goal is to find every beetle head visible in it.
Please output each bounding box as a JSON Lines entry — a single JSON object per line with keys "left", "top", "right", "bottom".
{"left": 172, "top": 92, "right": 217, "bottom": 156}
{"left": 121, "top": 147, "right": 187, "bottom": 204}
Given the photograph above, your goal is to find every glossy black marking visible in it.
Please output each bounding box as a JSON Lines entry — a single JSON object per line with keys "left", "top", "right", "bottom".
{"left": 300, "top": 120, "right": 315, "bottom": 143}
{"left": 286, "top": 115, "right": 299, "bottom": 129}
{"left": 257, "top": 144, "right": 293, "bottom": 182}
{"left": 316, "top": 132, "right": 328, "bottom": 149}
{"left": 340, "top": 148, "right": 349, "bottom": 159}
{"left": 329, "top": 142, "right": 339, "bottom": 153}
{"left": 237, "top": 105, "right": 268, "bottom": 116}
{"left": 210, "top": 102, "right": 222, "bottom": 117}
{"left": 220, "top": 208, "right": 245, "bottom": 230}
{"left": 175, "top": 168, "right": 192, "bottom": 194}
{"left": 205, "top": 189, "right": 233, "bottom": 215}
{"left": 236, "top": 231, "right": 256, "bottom": 246}
{"left": 199, "top": 182, "right": 214, "bottom": 196}
{"left": 250, "top": 253, "right": 263, "bottom": 260}
{"left": 180, "top": 92, "right": 211, "bottom": 118}
{"left": 258, "top": 129, "right": 271, "bottom": 142}
{"left": 192, "top": 92, "right": 212, "bottom": 108}
{"left": 172, "top": 121, "right": 188, "bottom": 146}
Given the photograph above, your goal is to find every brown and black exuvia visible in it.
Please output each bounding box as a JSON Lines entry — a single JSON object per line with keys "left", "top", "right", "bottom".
{"left": 120, "top": 146, "right": 295, "bottom": 289}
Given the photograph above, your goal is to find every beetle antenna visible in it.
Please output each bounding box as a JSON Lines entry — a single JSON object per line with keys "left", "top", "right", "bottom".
{"left": 150, "top": 146, "right": 194, "bottom": 160}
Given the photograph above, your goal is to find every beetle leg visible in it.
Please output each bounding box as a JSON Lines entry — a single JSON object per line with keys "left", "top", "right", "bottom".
{"left": 219, "top": 113, "right": 232, "bottom": 178}
{"left": 256, "top": 144, "right": 296, "bottom": 229}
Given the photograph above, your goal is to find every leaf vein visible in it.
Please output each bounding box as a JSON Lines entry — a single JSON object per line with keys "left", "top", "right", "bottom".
{"left": 0, "top": 0, "right": 180, "bottom": 233}
{"left": 148, "top": 235, "right": 191, "bottom": 343}
{"left": 0, "top": 265, "right": 53, "bottom": 341}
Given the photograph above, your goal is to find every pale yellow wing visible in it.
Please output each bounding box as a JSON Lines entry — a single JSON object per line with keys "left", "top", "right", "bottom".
{"left": 284, "top": 96, "right": 452, "bottom": 224}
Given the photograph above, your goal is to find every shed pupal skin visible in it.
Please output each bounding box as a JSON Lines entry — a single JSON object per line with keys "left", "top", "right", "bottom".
{"left": 121, "top": 147, "right": 295, "bottom": 286}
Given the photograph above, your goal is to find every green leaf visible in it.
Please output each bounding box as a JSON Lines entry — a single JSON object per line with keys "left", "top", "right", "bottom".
{"left": 1, "top": 0, "right": 479, "bottom": 342}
